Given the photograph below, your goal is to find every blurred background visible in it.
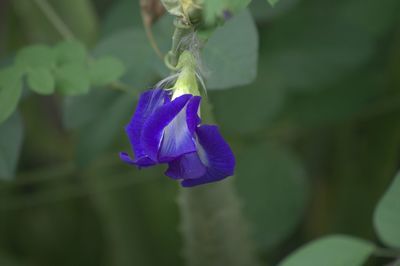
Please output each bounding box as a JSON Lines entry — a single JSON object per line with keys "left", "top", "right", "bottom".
{"left": 1, "top": 0, "right": 400, "bottom": 265}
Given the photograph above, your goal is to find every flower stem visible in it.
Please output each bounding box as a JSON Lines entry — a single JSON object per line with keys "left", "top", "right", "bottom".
{"left": 178, "top": 179, "right": 260, "bottom": 266}
{"left": 165, "top": 18, "right": 192, "bottom": 69}
{"left": 164, "top": 9, "right": 259, "bottom": 266}
{"left": 140, "top": 0, "right": 165, "bottom": 60}
{"left": 32, "top": 0, "right": 76, "bottom": 40}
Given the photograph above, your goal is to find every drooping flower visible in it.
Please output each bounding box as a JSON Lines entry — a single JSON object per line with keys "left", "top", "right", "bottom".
{"left": 120, "top": 50, "right": 235, "bottom": 187}
{"left": 119, "top": 88, "right": 235, "bottom": 187}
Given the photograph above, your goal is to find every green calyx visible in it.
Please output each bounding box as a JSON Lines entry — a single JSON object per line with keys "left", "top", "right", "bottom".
{"left": 161, "top": 0, "right": 204, "bottom": 25}
{"left": 171, "top": 51, "right": 200, "bottom": 99}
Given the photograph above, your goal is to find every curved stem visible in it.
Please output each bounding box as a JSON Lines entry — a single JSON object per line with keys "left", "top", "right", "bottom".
{"left": 32, "top": 0, "right": 75, "bottom": 40}
{"left": 165, "top": 19, "right": 192, "bottom": 68}
{"left": 141, "top": 9, "right": 164, "bottom": 60}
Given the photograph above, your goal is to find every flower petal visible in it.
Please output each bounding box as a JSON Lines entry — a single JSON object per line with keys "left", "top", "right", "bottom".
{"left": 124, "top": 89, "right": 167, "bottom": 161}
{"left": 119, "top": 152, "right": 135, "bottom": 165}
{"left": 181, "top": 125, "right": 235, "bottom": 187}
{"left": 119, "top": 152, "right": 156, "bottom": 168}
{"left": 186, "top": 96, "right": 201, "bottom": 133}
{"left": 165, "top": 152, "right": 206, "bottom": 179}
{"left": 158, "top": 96, "right": 201, "bottom": 162}
{"left": 141, "top": 94, "right": 194, "bottom": 162}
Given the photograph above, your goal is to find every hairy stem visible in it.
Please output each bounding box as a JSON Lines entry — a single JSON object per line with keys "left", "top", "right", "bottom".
{"left": 178, "top": 179, "right": 260, "bottom": 266}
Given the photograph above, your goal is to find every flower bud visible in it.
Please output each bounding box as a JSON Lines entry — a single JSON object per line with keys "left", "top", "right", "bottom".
{"left": 171, "top": 51, "right": 200, "bottom": 99}
{"left": 161, "top": 0, "right": 203, "bottom": 25}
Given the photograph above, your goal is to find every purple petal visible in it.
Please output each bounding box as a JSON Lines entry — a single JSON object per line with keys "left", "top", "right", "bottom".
{"left": 124, "top": 89, "right": 168, "bottom": 161}
{"left": 181, "top": 125, "right": 235, "bottom": 187}
{"left": 119, "top": 151, "right": 156, "bottom": 168}
{"left": 186, "top": 96, "right": 201, "bottom": 133}
{"left": 158, "top": 96, "right": 201, "bottom": 162}
{"left": 141, "top": 94, "right": 194, "bottom": 162}
{"left": 165, "top": 152, "right": 206, "bottom": 179}
{"left": 119, "top": 152, "right": 135, "bottom": 165}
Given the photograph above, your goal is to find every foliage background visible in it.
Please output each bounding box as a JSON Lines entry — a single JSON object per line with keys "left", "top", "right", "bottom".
{"left": 0, "top": 0, "right": 400, "bottom": 265}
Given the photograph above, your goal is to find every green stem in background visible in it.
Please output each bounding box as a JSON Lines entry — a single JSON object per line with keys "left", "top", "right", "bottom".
{"left": 28, "top": 0, "right": 133, "bottom": 94}
{"left": 179, "top": 179, "right": 260, "bottom": 266}
{"left": 32, "top": 0, "right": 75, "bottom": 40}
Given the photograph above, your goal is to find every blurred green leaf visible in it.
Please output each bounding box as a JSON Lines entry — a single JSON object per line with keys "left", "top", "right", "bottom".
{"left": 27, "top": 68, "right": 55, "bottom": 95}
{"left": 338, "top": 0, "right": 400, "bottom": 38}
{"left": 267, "top": 0, "right": 279, "bottom": 6}
{"left": 15, "top": 45, "right": 55, "bottom": 69}
{"left": 101, "top": 0, "right": 142, "bottom": 36}
{"left": 250, "top": 0, "right": 300, "bottom": 22}
{"left": 211, "top": 72, "right": 285, "bottom": 135}
{"left": 63, "top": 90, "right": 114, "bottom": 129}
{"left": 280, "top": 70, "right": 385, "bottom": 128}
{"left": 55, "top": 63, "right": 90, "bottom": 95}
{"left": 0, "top": 252, "right": 30, "bottom": 266}
{"left": 235, "top": 142, "right": 309, "bottom": 249}
{"left": 65, "top": 89, "right": 135, "bottom": 166}
{"left": 279, "top": 235, "right": 374, "bottom": 266}
{"left": 0, "top": 113, "right": 23, "bottom": 180}
{"left": 89, "top": 56, "right": 125, "bottom": 86}
{"left": 203, "top": 9, "right": 258, "bottom": 90}
{"left": 54, "top": 40, "right": 87, "bottom": 65}
{"left": 374, "top": 172, "right": 400, "bottom": 248}
{"left": 262, "top": 7, "right": 374, "bottom": 91}
{"left": 86, "top": 166, "right": 181, "bottom": 266}
{"left": 93, "top": 28, "right": 159, "bottom": 88}
{"left": 203, "top": 0, "right": 251, "bottom": 24}
{"left": 0, "top": 66, "right": 23, "bottom": 124}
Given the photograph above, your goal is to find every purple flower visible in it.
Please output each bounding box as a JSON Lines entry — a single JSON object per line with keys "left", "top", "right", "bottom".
{"left": 120, "top": 89, "right": 235, "bottom": 187}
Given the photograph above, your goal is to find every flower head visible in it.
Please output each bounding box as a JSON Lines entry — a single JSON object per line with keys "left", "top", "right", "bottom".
{"left": 120, "top": 89, "right": 234, "bottom": 187}
{"left": 120, "top": 51, "right": 235, "bottom": 187}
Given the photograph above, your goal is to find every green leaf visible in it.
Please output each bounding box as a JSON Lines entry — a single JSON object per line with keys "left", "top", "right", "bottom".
{"left": 55, "top": 63, "right": 90, "bottom": 95}
{"left": 15, "top": 45, "right": 55, "bottom": 69}
{"left": 211, "top": 69, "right": 285, "bottom": 135}
{"left": 280, "top": 70, "right": 384, "bottom": 128}
{"left": 203, "top": 9, "right": 259, "bottom": 90}
{"left": 89, "top": 56, "right": 126, "bottom": 86}
{"left": 62, "top": 90, "right": 113, "bottom": 129}
{"left": 338, "top": 0, "right": 400, "bottom": 38}
{"left": 0, "top": 113, "right": 23, "bottom": 180}
{"left": 279, "top": 235, "right": 374, "bottom": 266}
{"left": 76, "top": 92, "right": 133, "bottom": 166}
{"left": 235, "top": 143, "right": 309, "bottom": 249}
{"left": 267, "top": 0, "right": 279, "bottom": 6}
{"left": 261, "top": 5, "right": 374, "bottom": 91}
{"left": 0, "top": 67, "right": 23, "bottom": 124}
{"left": 0, "top": 252, "right": 30, "bottom": 266}
{"left": 27, "top": 68, "right": 55, "bottom": 95}
{"left": 93, "top": 28, "right": 160, "bottom": 88}
{"left": 374, "top": 172, "right": 400, "bottom": 248}
{"left": 101, "top": 0, "right": 142, "bottom": 36}
{"left": 250, "top": 0, "right": 299, "bottom": 22}
{"left": 203, "top": 0, "right": 251, "bottom": 25}
{"left": 63, "top": 89, "right": 134, "bottom": 166}
{"left": 54, "top": 40, "right": 87, "bottom": 65}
